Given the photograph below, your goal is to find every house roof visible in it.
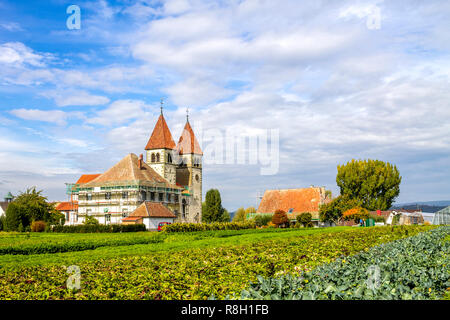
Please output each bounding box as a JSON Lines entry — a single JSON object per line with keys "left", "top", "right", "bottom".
{"left": 76, "top": 174, "right": 102, "bottom": 184}
{"left": 145, "top": 114, "right": 176, "bottom": 150}
{"left": 176, "top": 121, "right": 203, "bottom": 155}
{"left": 129, "top": 201, "right": 176, "bottom": 218}
{"left": 257, "top": 187, "right": 330, "bottom": 216}
{"left": 55, "top": 202, "right": 78, "bottom": 211}
{"left": 0, "top": 202, "right": 8, "bottom": 213}
{"left": 83, "top": 153, "right": 181, "bottom": 189}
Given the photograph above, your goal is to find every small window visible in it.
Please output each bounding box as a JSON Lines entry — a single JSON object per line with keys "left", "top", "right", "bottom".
{"left": 175, "top": 194, "right": 179, "bottom": 203}
{"left": 86, "top": 209, "right": 92, "bottom": 216}
{"left": 105, "top": 214, "right": 111, "bottom": 223}
{"left": 105, "top": 192, "right": 111, "bottom": 200}
{"left": 122, "top": 209, "right": 128, "bottom": 218}
{"left": 122, "top": 191, "right": 128, "bottom": 200}
{"left": 87, "top": 193, "right": 92, "bottom": 201}
{"left": 159, "top": 193, "right": 164, "bottom": 202}
{"left": 151, "top": 153, "right": 156, "bottom": 163}
{"left": 150, "top": 192, "right": 155, "bottom": 201}
{"left": 195, "top": 174, "right": 200, "bottom": 182}
{"left": 168, "top": 153, "right": 172, "bottom": 163}
{"left": 156, "top": 153, "right": 160, "bottom": 162}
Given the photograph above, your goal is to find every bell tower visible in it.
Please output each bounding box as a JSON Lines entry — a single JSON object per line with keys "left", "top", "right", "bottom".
{"left": 175, "top": 109, "right": 203, "bottom": 223}
{"left": 144, "top": 99, "right": 177, "bottom": 185}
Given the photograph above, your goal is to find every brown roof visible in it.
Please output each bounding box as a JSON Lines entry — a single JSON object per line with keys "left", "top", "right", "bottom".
{"left": 83, "top": 153, "right": 181, "bottom": 189}
{"left": 176, "top": 121, "right": 203, "bottom": 155}
{"left": 129, "top": 201, "right": 176, "bottom": 218}
{"left": 145, "top": 114, "right": 176, "bottom": 150}
{"left": 0, "top": 202, "right": 8, "bottom": 213}
{"left": 55, "top": 202, "right": 78, "bottom": 211}
{"left": 257, "top": 187, "right": 330, "bottom": 217}
{"left": 76, "top": 174, "right": 101, "bottom": 184}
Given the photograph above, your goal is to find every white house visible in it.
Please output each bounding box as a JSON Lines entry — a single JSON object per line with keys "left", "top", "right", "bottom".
{"left": 122, "top": 201, "right": 176, "bottom": 230}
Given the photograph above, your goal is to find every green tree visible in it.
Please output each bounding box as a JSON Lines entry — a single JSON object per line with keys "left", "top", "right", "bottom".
{"left": 336, "top": 159, "right": 401, "bottom": 210}
{"left": 83, "top": 215, "right": 99, "bottom": 225}
{"left": 202, "top": 189, "right": 228, "bottom": 223}
{"left": 0, "top": 214, "right": 5, "bottom": 231}
{"left": 232, "top": 207, "right": 246, "bottom": 222}
{"left": 319, "top": 195, "right": 362, "bottom": 225}
{"left": 245, "top": 206, "right": 256, "bottom": 214}
{"left": 272, "top": 209, "right": 289, "bottom": 228}
{"left": 297, "top": 212, "right": 313, "bottom": 227}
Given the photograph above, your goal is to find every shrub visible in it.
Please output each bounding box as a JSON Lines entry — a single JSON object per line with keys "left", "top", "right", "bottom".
{"left": 51, "top": 224, "right": 146, "bottom": 233}
{"left": 163, "top": 221, "right": 256, "bottom": 233}
{"left": 83, "top": 216, "right": 100, "bottom": 225}
{"left": 272, "top": 210, "right": 289, "bottom": 228}
{"left": 297, "top": 213, "right": 313, "bottom": 227}
{"left": 343, "top": 207, "right": 369, "bottom": 222}
{"left": 254, "top": 214, "right": 272, "bottom": 227}
{"left": 31, "top": 221, "right": 46, "bottom": 232}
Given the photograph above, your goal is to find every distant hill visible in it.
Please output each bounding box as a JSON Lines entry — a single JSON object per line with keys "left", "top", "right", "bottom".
{"left": 390, "top": 200, "right": 450, "bottom": 213}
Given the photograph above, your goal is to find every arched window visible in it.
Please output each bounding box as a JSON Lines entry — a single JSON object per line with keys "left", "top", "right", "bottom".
{"left": 156, "top": 153, "right": 160, "bottom": 162}
{"left": 168, "top": 153, "right": 172, "bottom": 163}
{"left": 151, "top": 153, "right": 155, "bottom": 163}
{"left": 182, "top": 199, "right": 187, "bottom": 218}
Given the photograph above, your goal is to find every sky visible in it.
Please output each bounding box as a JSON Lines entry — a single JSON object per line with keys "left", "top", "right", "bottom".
{"left": 0, "top": 0, "right": 449, "bottom": 211}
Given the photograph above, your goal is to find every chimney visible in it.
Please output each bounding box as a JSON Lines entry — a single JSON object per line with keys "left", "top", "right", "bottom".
{"left": 138, "top": 154, "right": 143, "bottom": 169}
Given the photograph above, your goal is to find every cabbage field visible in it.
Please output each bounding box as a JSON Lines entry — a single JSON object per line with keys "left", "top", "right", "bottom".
{"left": 0, "top": 225, "right": 447, "bottom": 300}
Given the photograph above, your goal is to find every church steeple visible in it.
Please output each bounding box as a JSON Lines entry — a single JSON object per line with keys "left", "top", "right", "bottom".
{"left": 176, "top": 118, "right": 202, "bottom": 155}
{"left": 145, "top": 114, "right": 176, "bottom": 150}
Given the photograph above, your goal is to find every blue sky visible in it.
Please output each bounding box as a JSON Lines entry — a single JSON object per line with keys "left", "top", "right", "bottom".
{"left": 0, "top": 0, "right": 449, "bottom": 211}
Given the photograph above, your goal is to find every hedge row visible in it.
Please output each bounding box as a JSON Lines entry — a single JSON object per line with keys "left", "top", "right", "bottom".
{"left": 163, "top": 221, "right": 256, "bottom": 233}
{"left": 51, "top": 224, "right": 147, "bottom": 233}
{"left": 239, "top": 226, "right": 449, "bottom": 300}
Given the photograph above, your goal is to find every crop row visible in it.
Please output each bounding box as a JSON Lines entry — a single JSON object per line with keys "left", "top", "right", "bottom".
{"left": 162, "top": 221, "right": 256, "bottom": 232}
{"left": 0, "top": 225, "right": 434, "bottom": 299}
{"left": 0, "top": 232, "right": 163, "bottom": 255}
{"left": 240, "top": 226, "right": 449, "bottom": 300}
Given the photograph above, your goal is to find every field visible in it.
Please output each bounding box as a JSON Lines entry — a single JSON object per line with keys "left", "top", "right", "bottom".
{"left": 0, "top": 225, "right": 448, "bottom": 300}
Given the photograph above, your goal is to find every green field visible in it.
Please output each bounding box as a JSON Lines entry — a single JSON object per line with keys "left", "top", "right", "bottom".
{"left": 0, "top": 225, "right": 446, "bottom": 300}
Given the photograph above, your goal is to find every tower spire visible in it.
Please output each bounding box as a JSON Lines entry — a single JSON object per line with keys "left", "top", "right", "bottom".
{"left": 160, "top": 98, "right": 164, "bottom": 115}
{"left": 186, "top": 107, "right": 189, "bottom": 122}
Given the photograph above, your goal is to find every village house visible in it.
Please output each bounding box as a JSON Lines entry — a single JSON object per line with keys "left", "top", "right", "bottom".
{"left": 0, "top": 192, "right": 13, "bottom": 217}
{"left": 255, "top": 186, "right": 331, "bottom": 226}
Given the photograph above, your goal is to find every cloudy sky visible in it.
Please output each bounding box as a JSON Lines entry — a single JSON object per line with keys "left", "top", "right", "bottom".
{"left": 0, "top": 0, "right": 449, "bottom": 211}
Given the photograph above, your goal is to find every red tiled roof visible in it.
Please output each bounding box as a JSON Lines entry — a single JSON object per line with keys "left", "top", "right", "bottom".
{"left": 82, "top": 153, "right": 181, "bottom": 189}
{"left": 176, "top": 121, "right": 202, "bottom": 155}
{"left": 122, "top": 216, "right": 142, "bottom": 221}
{"left": 130, "top": 201, "right": 176, "bottom": 218}
{"left": 55, "top": 202, "right": 78, "bottom": 211}
{"left": 257, "top": 187, "right": 330, "bottom": 217}
{"left": 76, "top": 174, "right": 101, "bottom": 184}
{"left": 145, "top": 114, "right": 176, "bottom": 150}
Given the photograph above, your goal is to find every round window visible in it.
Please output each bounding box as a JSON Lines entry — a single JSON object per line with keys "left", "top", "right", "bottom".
{"left": 195, "top": 174, "right": 200, "bottom": 182}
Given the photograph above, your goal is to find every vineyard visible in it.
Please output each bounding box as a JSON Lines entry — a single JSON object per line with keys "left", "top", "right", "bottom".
{"left": 0, "top": 225, "right": 447, "bottom": 300}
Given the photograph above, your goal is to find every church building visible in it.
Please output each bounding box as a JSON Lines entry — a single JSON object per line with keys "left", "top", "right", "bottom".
{"left": 66, "top": 108, "right": 203, "bottom": 228}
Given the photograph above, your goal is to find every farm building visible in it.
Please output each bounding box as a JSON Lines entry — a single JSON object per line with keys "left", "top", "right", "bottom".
{"left": 254, "top": 187, "right": 332, "bottom": 226}
{"left": 432, "top": 206, "right": 450, "bottom": 225}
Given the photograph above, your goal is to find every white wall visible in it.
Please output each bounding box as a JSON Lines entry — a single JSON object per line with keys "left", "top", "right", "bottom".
{"left": 144, "top": 217, "right": 175, "bottom": 230}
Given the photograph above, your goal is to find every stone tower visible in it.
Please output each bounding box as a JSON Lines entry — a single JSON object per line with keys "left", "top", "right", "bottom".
{"left": 175, "top": 118, "right": 203, "bottom": 223}
{"left": 144, "top": 111, "right": 177, "bottom": 185}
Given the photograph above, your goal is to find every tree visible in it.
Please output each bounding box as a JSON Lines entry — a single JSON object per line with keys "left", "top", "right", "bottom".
{"left": 232, "top": 207, "right": 246, "bottom": 222}
{"left": 0, "top": 215, "right": 5, "bottom": 231}
{"left": 254, "top": 214, "right": 272, "bottom": 227}
{"left": 342, "top": 207, "right": 369, "bottom": 223}
{"left": 83, "top": 215, "right": 99, "bottom": 225}
{"left": 297, "top": 212, "right": 313, "bottom": 227}
{"left": 222, "top": 209, "right": 231, "bottom": 222}
{"left": 272, "top": 209, "right": 289, "bottom": 228}
{"left": 319, "top": 195, "right": 362, "bottom": 225}
{"left": 245, "top": 206, "right": 256, "bottom": 214}
{"left": 336, "top": 159, "right": 401, "bottom": 210}
{"left": 202, "top": 189, "right": 228, "bottom": 223}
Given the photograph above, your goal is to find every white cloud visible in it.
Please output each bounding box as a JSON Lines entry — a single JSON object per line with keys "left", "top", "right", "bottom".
{"left": 10, "top": 109, "right": 70, "bottom": 125}
{"left": 87, "top": 99, "right": 153, "bottom": 126}
{"left": 41, "top": 90, "right": 110, "bottom": 107}
{"left": 0, "top": 42, "right": 48, "bottom": 67}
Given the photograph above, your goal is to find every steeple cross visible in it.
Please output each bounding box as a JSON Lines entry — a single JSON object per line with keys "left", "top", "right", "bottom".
{"left": 186, "top": 107, "right": 189, "bottom": 121}
{"left": 160, "top": 98, "right": 164, "bottom": 115}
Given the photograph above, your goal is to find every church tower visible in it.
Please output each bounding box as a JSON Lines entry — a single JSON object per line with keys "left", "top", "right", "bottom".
{"left": 175, "top": 112, "right": 203, "bottom": 223}
{"left": 144, "top": 104, "right": 177, "bottom": 185}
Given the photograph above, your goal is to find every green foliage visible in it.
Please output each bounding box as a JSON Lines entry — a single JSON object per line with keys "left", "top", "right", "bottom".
{"left": 240, "top": 226, "right": 449, "bottom": 300}
{"left": 297, "top": 213, "right": 313, "bottom": 227}
{"left": 202, "top": 189, "right": 229, "bottom": 223}
{"left": 253, "top": 214, "right": 272, "bottom": 227}
{"left": 0, "top": 215, "right": 4, "bottom": 231}
{"left": 222, "top": 209, "right": 231, "bottom": 222}
{"left": 336, "top": 159, "right": 402, "bottom": 211}
{"left": 163, "top": 221, "right": 256, "bottom": 232}
{"left": 245, "top": 207, "right": 256, "bottom": 214}
{"left": 83, "top": 215, "right": 100, "bottom": 225}
{"left": 4, "top": 188, "right": 59, "bottom": 231}
{"left": 319, "top": 195, "right": 361, "bottom": 224}
{"left": 0, "top": 225, "right": 434, "bottom": 299}
{"left": 51, "top": 224, "right": 146, "bottom": 233}
{"left": 232, "top": 207, "right": 246, "bottom": 222}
